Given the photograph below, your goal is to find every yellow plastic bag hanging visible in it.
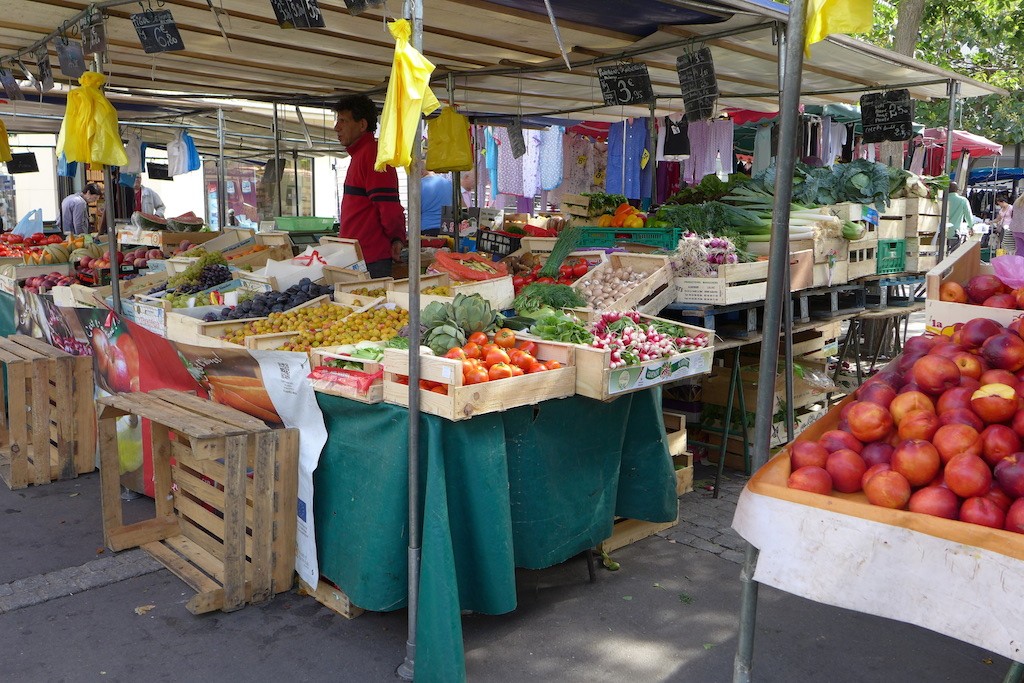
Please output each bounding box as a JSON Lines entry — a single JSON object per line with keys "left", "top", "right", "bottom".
{"left": 0, "top": 119, "right": 11, "bottom": 163}
{"left": 425, "top": 106, "right": 473, "bottom": 172}
{"left": 56, "top": 71, "right": 128, "bottom": 167}
{"left": 375, "top": 19, "right": 439, "bottom": 171}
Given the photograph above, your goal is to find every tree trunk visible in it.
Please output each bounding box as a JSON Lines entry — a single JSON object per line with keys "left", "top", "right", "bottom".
{"left": 893, "top": 0, "right": 927, "bottom": 56}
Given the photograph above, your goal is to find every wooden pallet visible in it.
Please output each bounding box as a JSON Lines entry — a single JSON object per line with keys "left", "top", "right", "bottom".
{"left": 799, "top": 283, "right": 866, "bottom": 319}
{"left": 0, "top": 335, "right": 95, "bottom": 490}
{"left": 597, "top": 516, "right": 679, "bottom": 554}
{"left": 98, "top": 389, "right": 299, "bottom": 614}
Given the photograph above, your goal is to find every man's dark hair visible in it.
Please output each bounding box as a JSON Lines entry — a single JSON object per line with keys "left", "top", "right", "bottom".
{"left": 84, "top": 183, "right": 103, "bottom": 197}
{"left": 333, "top": 94, "right": 378, "bottom": 132}
{"left": 949, "top": 181, "right": 959, "bottom": 194}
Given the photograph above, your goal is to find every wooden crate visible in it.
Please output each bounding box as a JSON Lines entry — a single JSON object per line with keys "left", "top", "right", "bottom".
{"left": 924, "top": 241, "right": 1019, "bottom": 335}
{"left": 223, "top": 244, "right": 293, "bottom": 270}
{"left": 184, "top": 294, "right": 338, "bottom": 348}
{"left": 0, "top": 335, "right": 95, "bottom": 490}
{"left": 812, "top": 259, "right": 850, "bottom": 287}
{"left": 116, "top": 229, "right": 221, "bottom": 251}
{"left": 847, "top": 238, "right": 878, "bottom": 280}
{"left": 98, "top": 389, "right": 299, "bottom": 614}
{"left": 242, "top": 297, "right": 374, "bottom": 351}
{"left": 597, "top": 515, "right": 679, "bottom": 554}
{"left": 674, "top": 452, "right": 694, "bottom": 496}
{"left": 673, "top": 250, "right": 813, "bottom": 306}
{"left": 335, "top": 277, "right": 393, "bottom": 298}
{"left": 387, "top": 273, "right": 515, "bottom": 311}
{"left": 321, "top": 265, "right": 371, "bottom": 284}
{"left": 749, "top": 235, "right": 849, "bottom": 265}
{"left": 308, "top": 346, "right": 384, "bottom": 403}
{"left": 298, "top": 576, "right": 364, "bottom": 619}
{"left": 663, "top": 410, "right": 688, "bottom": 457}
{"left": 382, "top": 340, "right": 576, "bottom": 421}
{"left": 906, "top": 235, "right": 940, "bottom": 273}
{"left": 574, "top": 253, "right": 674, "bottom": 315}
{"left": 877, "top": 218, "right": 906, "bottom": 240}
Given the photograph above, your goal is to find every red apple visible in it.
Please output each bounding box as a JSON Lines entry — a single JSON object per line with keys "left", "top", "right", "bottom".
{"left": 904, "top": 335, "right": 943, "bottom": 357}
{"left": 984, "top": 293, "right": 1018, "bottom": 308}
{"left": 983, "top": 332, "right": 1024, "bottom": 372}
{"left": 929, "top": 343, "right": 968, "bottom": 361}
{"left": 826, "top": 449, "right": 868, "bottom": 493}
{"left": 994, "top": 453, "right": 1024, "bottom": 498}
{"left": 889, "top": 391, "right": 936, "bottom": 424}
{"left": 939, "top": 281, "right": 969, "bottom": 303}
{"left": 936, "top": 387, "right": 974, "bottom": 414}
{"left": 898, "top": 352, "right": 928, "bottom": 375}
{"left": 908, "top": 486, "right": 960, "bottom": 519}
{"left": 897, "top": 409, "right": 941, "bottom": 442}
{"left": 965, "top": 275, "right": 1006, "bottom": 305}
{"left": 819, "top": 429, "right": 863, "bottom": 454}
{"left": 943, "top": 453, "right": 993, "bottom": 499}
{"left": 891, "top": 439, "right": 942, "bottom": 487}
{"left": 846, "top": 401, "right": 894, "bottom": 443}
{"left": 981, "top": 369, "right": 1018, "bottom": 386}
{"left": 898, "top": 381, "right": 924, "bottom": 395}
{"left": 1015, "top": 289, "right": 1024, "bottom": 310}
{"left": 971, "top": 383, "right": 1019, "bottom": 423}
{"left": 960, "top": 317, "right": 1004, "bottom": 350}
{"left": 861, "top": 462, "right": 892, "bottom": 490}
{"left": 865, "top": 369, "right": 904, "bottom": 392}
{"left": 959, "top": 376, "right": 982, "bottom": 391}
{"left": 856, "top": 381, "right": 897, "bottom": 409}
{"left": 984, "top": 483, "right": 1014, "bottom": 513}
{"left": 1004, "top": 499, "right": 1024, "bottom": 534}
{"left": 861, "top": 441, "right": 895, "bottom": 467}
{"left": 790, "top": 441, "right": 829, "bottom": 470}
{"left": 932, "top": 423, "right": 983, "bottom": 463}
{"left": 979, "top": 424, "right": 1022, "bottom": 467}
{"left": 911, "top": 355, "right": 961, "bottom": 395}
{"left": 938, "top": 408, "right": 985, "bottom": 432}
{"left": 787, "top": 466, "right": 832, "bottom": 495}
{"left": 951, "top": 352, "right": 985, "bottom": 380}
{"left": 863, "top": 470, "right": 912, "bottom": 509}
{"left": 959, "top": 496, "right": 1006, "bottom": 529}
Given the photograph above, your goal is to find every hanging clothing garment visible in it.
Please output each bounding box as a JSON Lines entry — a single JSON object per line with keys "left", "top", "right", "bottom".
{"left": 605, "top": 118, "right": 647, "bottom": 199}
{"left": 656, "top": 161, "right": 682, "bottom": 204}
{"left": 683, "top": 119, "right": 734, "bottom": 185}
{"left": 484, "top": 127, "right": 500, "bottom": 204}
{"left": 167, "top": 132, "right": 190, "bottom": 176}
{"left": 841, "top": 123, "right": 856, "bottom": 162}
{"left": 521, "top": 129, "right": 542, "bottom": 199}
{"left": 924, "top": 146, "right": 945, "bottom": 176}
{"left": 57, "top": 153, "right": 78, "bottom": 178}
{"left": 493, "top": 126, "right": 524, "bottom": 197}
{"left": 538, "top": 126, "right": 564, "bottom": 191}
{"left": 659, "top": 114, "right": 690, "bottom": 161}
{"left": 640, "top": 126, "right": 654, "bottom": 203}
{"left": 591, "top": 141, "right": 608, "bottom": 192}
{"left": 752, "top": 124, "right": 773, "bottom": 176}
{"left": 909, "top": 143, "right": 926, "bottom": 175}
{"left": 820, "top": 120, "right": 848, "bottom": 167}
{"left": 563, "top": 134, "right": 594, "bottom": 196}
{"left": 123, "top": 130, "right": 144, "bottom": 174}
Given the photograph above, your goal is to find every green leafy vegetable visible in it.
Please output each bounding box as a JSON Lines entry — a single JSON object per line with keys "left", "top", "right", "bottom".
{"left": 529, "top": 312, "right": 593, "bottom": 344}
{"left": 512, "top": 283, "right": 586, "bottom": 315}
{"left": 538, "top": 225, "right": 583, "bottom": 278}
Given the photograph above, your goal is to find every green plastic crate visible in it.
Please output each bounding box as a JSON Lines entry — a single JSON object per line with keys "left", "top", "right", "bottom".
{"left": 877, "top": 239, "right": 906, "bottom": 274}
{"left": 578, "top": 226, "right": 683, "bottom": 250}
{"left": 274, "top": 216, "right": 337, "bottom": 232}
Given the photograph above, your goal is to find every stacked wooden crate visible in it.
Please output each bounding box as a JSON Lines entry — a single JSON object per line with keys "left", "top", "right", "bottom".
{"left": 889, "top": 197, "right": 943, "bottom": 272}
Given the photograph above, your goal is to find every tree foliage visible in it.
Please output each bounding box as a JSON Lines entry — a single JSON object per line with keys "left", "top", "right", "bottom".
{"left": 865, "top": 0, "right": 1024, "bottom": 143}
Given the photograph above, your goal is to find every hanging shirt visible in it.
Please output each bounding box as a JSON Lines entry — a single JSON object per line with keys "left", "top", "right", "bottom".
{"left": 752, "top": 124, "right": 773, "bottom": 176}
{"left": 683, "top": 120, "right": 734, "bottom": 185}
{"left": 493, "top": 126, "right": 524, "bottom": 197}
{"left": 538, "top": 125, "right": 564, "bottom": 191}
{"left": 606, "top": 118, "right": 647, "bottom": 199}
{"left": 167, "top": 132, "right": 189, "bottom": 177}
{"left": 662, "top": 114, "right": 690, "bottom": 159}
{"left": 123, "top": 130, "right": 144, "bottom": 174}
{"left": 484, "top": 127, "right": 500, "bottom": 204}
{"left": 340, "top": 131, "right": 406, "bottom": 264}
{"left": 522, "top": 129, "right": 542, "bottom": 198}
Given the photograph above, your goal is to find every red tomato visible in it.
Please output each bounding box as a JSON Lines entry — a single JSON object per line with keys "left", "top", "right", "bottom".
{"left": 468, "top": 331, "right": 488, "bottom": 346}
{"left": 516, "top": 340, "right": 537, "bottom": 356}
{"left": 544, "top": 360, "right": 562, "bottom": 370}
{"left": 559, "top": 264, "right": 574, "bottom": 278}
{"left": 572, "top": 260, "right": 589, "bottom": 278}
{"left": 493, "top": 328, "right": 516, "bottom": 348}
{"left": 557, "top": 277, "right": 574, "bottom": 286}
{"left": 535, "top": 277, "right": 555, "bottom": 284}
{"left": 510, "top": 364, "right": 525, "bottom": 377}
{"left": 430, "top": 385, "right": 448, "bottom": 395}
{"left": 488, "top": 363, "right": 514, "bottom": 381}
{"left": 445, "top": 347, "right": 467, "bottom": 360}
{"left": 512, "top": 275, "right": 529, "bottom": 290}
{"left": 484, "top": 347, "right": 510, "bottom": 368}
{"left": 462, "top": 342, "right": 482, "bottom": 360}
{"left": 464, "top": 366, "right": 489, "bottom": 384}
{"left": 526, "top": 361, "right": 548, "bottom": 373}
{"left": 419, "top": 379, "right": 438, "bottom": 391}
{"left": 510, "top": 352, "right": 535, "bottom": 370}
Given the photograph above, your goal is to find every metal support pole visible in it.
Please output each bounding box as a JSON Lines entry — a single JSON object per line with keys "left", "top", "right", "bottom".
{"left": 102, "top": 165, "right": 121, "bottom": 314}
{"left": 292, "top": 150, "right": 300, "bottom": 216}
{"left": 647, "top": 98, "right": 657, "bottom": 211}
{"left": 398, "top": 2, "right": 424, "bottom": 679}
{"left": 936, "top": 80, "right": 959, "bottom": 262}
{"left": 272, "top": 103, "right": 283, "bottom": 218}
{"left": 734, "top": 4, "right": 806, "bottom": 681}
{"left": 447, "top": 72, "right": 462, "bottom": 253}
{"left": 217, "top": 108, "right": 227, "bottom": 231}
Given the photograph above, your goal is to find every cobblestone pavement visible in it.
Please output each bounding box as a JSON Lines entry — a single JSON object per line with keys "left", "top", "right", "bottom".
{"left": 659, "top": 464, "right": 749, "bottom": 565}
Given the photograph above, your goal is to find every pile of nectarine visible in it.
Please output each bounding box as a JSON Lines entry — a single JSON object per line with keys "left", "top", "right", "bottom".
{"left": 787, "top": 317, "right": 1024, "bottom": 534}
{"left": 939, "top": 274, "right": 1024, "bottom": 309}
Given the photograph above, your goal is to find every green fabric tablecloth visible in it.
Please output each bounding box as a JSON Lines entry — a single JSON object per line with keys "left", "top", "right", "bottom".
{"left": 313, "top": 389, "right": 677, "bottom": 682}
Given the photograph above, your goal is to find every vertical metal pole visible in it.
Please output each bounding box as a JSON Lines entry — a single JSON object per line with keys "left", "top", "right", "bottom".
{"left": 103, "top": 165, "right": 121, "bottom": 314}
{"left": 648, "top": 98, "right": 657, "bottom": 210}
{"left": 447, "top": 72, "right": 461, "bottom": 253}
{"left": 936, "top": 80, "right": 959, "bottom": 262}
{"left": 217, "top": 108, "right": 227, "bottom": 231}
{"left": 398, "top": 1, "right": 424, "bottom": 679}
{"left": 272, "top": 103, "right": 283, "bottom": 218}
{"left": 292, "top": 150, "right": 300, "bottom": 216}
{"left": 734, "top": 7, "right": 806, "bottom": 681}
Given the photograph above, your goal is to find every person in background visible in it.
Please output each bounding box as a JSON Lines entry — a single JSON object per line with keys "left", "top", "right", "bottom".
{"left": 420, "top": 169, "right": 453, "bottom": 236}
{"left": 945, "top": 181, "right": 974, "bottom": 255}
{"left": 1009, "top": 192, "right": 1024, "bottom": 255}
{"left": 59, "top": 183, "right": 102, "bottom": 235}
{"left": 333, "top": 94, "right": 406, "bottom": 279}
{"left": 460, "top": 170, "right": 476, "bottom": 207}
{"left": 134, "top": 176, "right": 165, "bottom": 217}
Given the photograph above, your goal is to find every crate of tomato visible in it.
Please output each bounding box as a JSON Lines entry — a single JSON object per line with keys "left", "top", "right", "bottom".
{"left": 511, "top": 256, "right": 593, "bottom": 295}
{"left": 382, "top": 328, "right": 575, "bottom": 421}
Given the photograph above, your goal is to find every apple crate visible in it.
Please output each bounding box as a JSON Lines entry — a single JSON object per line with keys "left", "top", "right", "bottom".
{"left": 381, "top": 340, "right": 576, "bottom": 421}
{"left": 573, "top": 253, "right": 674, "bottom": 315}
{"left": 98, "top": 389, "right": 299, "bottom": 614}
{"left": 386, "top": 273, "right": 515, "bottom": 311}
{"left": 308, "top": 346, "right": 384, "bottom": 404}
{"left": 0, "top": 335, "right": 95, "bottom": 490}
{"left": 924, "top": 241, "right": 1023, "bottom": 335}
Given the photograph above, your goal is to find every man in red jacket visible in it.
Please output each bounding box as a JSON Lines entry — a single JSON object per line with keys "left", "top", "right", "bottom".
{"left": 333, "top": 94, "right": 407, "bottom": 278}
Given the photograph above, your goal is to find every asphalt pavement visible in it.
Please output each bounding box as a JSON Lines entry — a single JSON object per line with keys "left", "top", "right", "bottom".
{"left": 0, "top": 457, "right": 1013, "bottom": 682}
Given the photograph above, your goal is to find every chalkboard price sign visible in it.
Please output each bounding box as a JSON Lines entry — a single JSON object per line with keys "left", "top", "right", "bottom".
{"left": 55, "top": 40, "right": 87, "bottom": 79}
{"left": 131, "top": 10, "right": 185, "bottom": 54}
{"left": 676, "top": 48, "right": 718, "bottom": 122}
{"left": 270, "top": 0, "right": 327, "bottom": 29}
{"left": 860, "top": 89, "right": 914, "bottom": 143}
{"left": 80, "top": 14, "right": 107, "bottom": 55}
{"left": 507, "top": 118, "right": 526, "bottom": 160}
{"left": 597, "top": 63, "right": 654, "bottom": 106}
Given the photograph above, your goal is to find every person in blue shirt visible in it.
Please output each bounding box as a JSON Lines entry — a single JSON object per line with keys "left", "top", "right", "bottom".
{"left": 420, "top": 170, "right": 454, "bottom": 236}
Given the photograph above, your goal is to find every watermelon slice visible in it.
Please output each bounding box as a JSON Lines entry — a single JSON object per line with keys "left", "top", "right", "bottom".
{"left": 132, "top": 211, "right": 167, "bottom": 230}
{"left": 166, "top": 213, "right": 205, "bottom": 232}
